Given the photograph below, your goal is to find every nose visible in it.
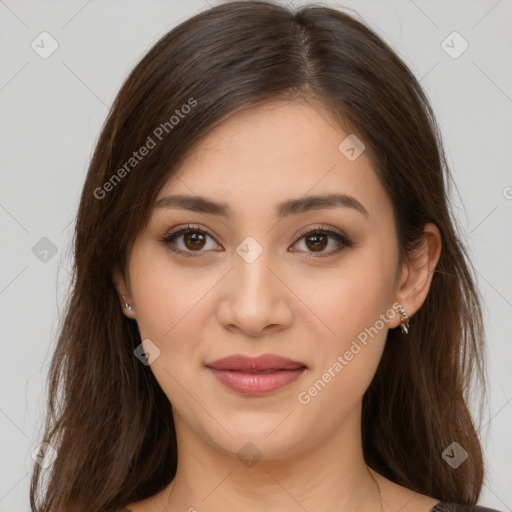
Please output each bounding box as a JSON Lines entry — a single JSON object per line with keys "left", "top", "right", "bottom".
{"left": 216, "top": 247, "right": 294, "bottom": 338}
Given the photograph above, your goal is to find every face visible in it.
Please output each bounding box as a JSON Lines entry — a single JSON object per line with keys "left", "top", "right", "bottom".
{"left": 116, "top": 100, "right": 404, "bottom": 460}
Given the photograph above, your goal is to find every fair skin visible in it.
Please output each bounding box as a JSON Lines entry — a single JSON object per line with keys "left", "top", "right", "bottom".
{"left": 114, "top": 100, "right": 442, "bottom": 512}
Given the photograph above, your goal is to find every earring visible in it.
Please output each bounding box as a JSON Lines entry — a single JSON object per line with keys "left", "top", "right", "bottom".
{"left": 398, "top": 305, "right": 409, "bottom": 334}
{"left": 121, "top": 295, "right": 133, "bottom": 311}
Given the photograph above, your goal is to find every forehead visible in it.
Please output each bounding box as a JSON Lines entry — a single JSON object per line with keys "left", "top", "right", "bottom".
{"left": 156, "top": 100, "right": 388, "bottom": 222}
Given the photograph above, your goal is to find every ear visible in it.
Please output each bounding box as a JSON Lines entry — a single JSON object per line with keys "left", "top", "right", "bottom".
{"left": 388, "top": 223, "right": 442, "bottom": 329}
{"left": 112, "top": 265, "right": 136, "bottom": 319}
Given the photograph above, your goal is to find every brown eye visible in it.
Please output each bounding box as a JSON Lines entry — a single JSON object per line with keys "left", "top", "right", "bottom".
{"left": 183, "top": 231, "right": 206, "bottom": 251}
{"left": 159, "top": 225, "right": 219, "bottom": 257}
{"left": 291, "top": 227, "right": 353, "bottom": 257}
{"left": 304, "top": 232, "right": 328, "bottom": 252}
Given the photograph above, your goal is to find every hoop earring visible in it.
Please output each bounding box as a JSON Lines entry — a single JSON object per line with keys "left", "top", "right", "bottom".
{"left": 122, "top": 295, "right": 133, "bottom": 311}
{"left": 398, "top": 305, "right": 409, "bottom": 334}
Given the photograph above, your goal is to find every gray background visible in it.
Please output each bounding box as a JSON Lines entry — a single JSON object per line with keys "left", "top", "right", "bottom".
{"left": 1, "top": 0, "right": 511, "bottom": 510}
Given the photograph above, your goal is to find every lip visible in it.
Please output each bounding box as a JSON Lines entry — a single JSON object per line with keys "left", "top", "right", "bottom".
{"left": 206, "top": 353, "right": 307, "bottom": 371}
{"left": 205, "top": 353, "right": 307, "bottom": 395}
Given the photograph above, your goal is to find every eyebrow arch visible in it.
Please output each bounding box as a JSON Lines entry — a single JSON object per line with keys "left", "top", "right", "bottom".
{"left": 154, "top": 192, "right": 368, "bottom": 219}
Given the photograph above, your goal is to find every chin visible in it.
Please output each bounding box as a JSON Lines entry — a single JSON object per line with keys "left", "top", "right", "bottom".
{"left": 202, "top": 415, "right": 306, "bottom": 462}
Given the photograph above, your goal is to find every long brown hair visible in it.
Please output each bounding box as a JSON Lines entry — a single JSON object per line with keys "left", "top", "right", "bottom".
{"left": 30, "top": 2, "right": 487, "bottom": 510}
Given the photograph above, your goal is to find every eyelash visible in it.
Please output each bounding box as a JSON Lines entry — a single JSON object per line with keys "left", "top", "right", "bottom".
{"left": 158, "top": 224, "right": 354, "bottom": 259}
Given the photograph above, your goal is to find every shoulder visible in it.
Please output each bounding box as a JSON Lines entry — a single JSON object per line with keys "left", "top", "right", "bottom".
{"left": 432, "top": 503, "right": 503, "bottom": 512}
{"left": 370, "top": 469, "right": 502, "bottom": 512}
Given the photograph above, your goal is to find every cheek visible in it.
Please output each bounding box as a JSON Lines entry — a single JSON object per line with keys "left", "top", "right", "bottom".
{"left": 294, "top": 251, "right": 395, "bottom": 404}
{"left": 128, "top": 244, "right": 215, "bottom": 340}
{"left": 296, "top": 294, "right": 390, "bottom": 416}
{"left": 127, "top": 245, "right": 218, "bottom": 392}
{"left": 297, "top": 249, "right": 396, "bottom": 346}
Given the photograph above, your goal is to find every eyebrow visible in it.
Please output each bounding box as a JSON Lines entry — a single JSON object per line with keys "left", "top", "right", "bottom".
{"left": 154, "top": 193, "right": 369, "bottom": 219}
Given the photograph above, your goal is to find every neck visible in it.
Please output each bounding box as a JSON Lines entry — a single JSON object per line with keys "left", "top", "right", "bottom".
{"left": 162, "top": 405, "right": 383, "bottom": 512}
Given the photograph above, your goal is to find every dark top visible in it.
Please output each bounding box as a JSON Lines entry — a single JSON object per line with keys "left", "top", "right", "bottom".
{"left": 116, "top": 503, "right": 502, "bottom": 511}
{"left": 431, "top": 505, "right": 502, "bottom": 512}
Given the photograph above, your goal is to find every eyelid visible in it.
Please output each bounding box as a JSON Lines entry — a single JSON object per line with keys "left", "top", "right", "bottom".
{"left": 294, "top": 223, "right": 347, "bottom": 242}
{"left": 161, "top": 223, "right": 212, "bottom": 239}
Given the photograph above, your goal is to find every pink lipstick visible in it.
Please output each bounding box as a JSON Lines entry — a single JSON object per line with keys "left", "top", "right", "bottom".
{"left": 205, "top": 353, "right": 307, "bottom": 395}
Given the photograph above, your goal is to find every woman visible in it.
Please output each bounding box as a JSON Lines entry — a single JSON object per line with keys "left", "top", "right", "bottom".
{"left": 30, "top": 1, "right": 501, "bottom": 511}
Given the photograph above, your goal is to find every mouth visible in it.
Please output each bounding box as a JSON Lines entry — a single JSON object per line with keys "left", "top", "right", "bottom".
{"left": 205, "top": 353, "right": 308, "bottom": 395}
